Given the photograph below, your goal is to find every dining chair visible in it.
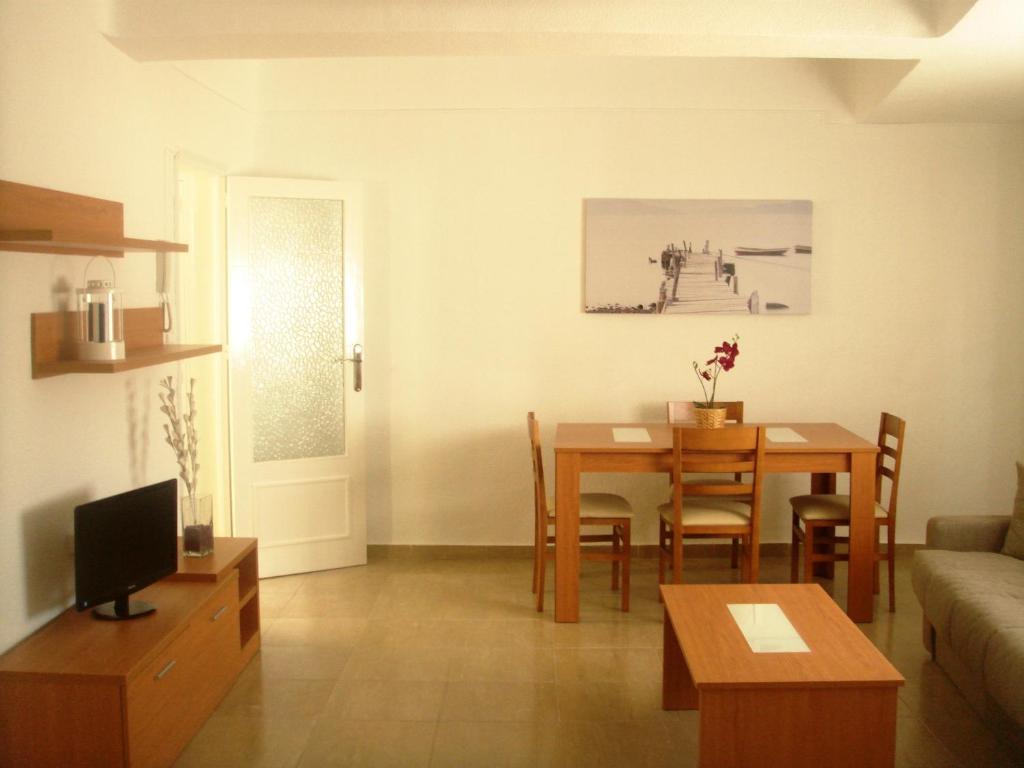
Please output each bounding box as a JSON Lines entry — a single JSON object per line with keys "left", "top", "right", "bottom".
{"left": 657, "top": 424, "right": 766, "bottom": 593}
{"left": 528, "top": 412, "right": 633, "bottom": 612}
{"left": 789, "top": 412, "right": 906, "bottom": 612}
{"left": 666, "top": 400, "right": 745, "bottom": 569}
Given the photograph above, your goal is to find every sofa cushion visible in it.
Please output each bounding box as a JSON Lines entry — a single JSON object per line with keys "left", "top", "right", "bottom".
{"left": 985, "top": 627, "right": 1024, "bottom": 729}
{"left": 1002, "top": 461, "right": 1024, "bottom": 559}
{"left": 913, "top": 550, "right": 1024, "bottom": 674}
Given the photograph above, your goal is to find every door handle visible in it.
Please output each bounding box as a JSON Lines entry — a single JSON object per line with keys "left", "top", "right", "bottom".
{"left": 334, "top": 344, "right": 363, "bottom": 392}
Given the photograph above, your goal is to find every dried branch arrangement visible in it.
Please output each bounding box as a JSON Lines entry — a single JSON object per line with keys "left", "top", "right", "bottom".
{"left": 158, "top": 376, "right": 199, "bottom": 501}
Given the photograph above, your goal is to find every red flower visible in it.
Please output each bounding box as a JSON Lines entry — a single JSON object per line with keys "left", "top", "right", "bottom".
{"left": 692, "top": 333, "right": 739, "bottom": 409}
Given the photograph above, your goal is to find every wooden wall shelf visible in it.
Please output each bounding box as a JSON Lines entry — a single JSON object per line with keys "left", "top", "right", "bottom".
{"left": 30, "top": 307, "right": 221, "bottom": 379}
{"left": 0, "top": 179, "right": 188, "bottom": 257}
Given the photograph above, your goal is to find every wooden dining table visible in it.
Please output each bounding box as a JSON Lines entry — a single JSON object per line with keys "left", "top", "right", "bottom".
{"left": 553, "top": 422, "right": 880, "bottom": 623}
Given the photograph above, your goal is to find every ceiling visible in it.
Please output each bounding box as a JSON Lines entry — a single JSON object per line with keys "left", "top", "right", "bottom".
{"left": 99, "top": 0, "right": 1024, "bottom": 123}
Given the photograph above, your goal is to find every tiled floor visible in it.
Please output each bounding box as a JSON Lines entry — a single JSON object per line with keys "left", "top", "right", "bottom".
{"left": 175, "top": 551, "right": 1022, "bottom": 767}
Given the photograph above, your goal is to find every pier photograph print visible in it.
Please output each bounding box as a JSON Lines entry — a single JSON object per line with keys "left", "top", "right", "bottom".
{"left": 584, "top": 199, "right": 812, "bottom": 314}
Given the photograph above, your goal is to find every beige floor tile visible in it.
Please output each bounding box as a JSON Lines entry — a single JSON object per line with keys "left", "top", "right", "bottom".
{"left": 175, "top": 714, "right": 316, "bottom": 768}
{"left": 894, "top": 716, "right": 963, "bottom": 768}
{"left": 262, "top": 617, "right": 370, "bottom": 649}
{"left": 279, "top": 589, "right": 382, "bottom": 619}
{"left": 297, "top": 719, "right": 436, "bottom": 768}
{"left": 213, "top": 667, "right": 336, "bottom": 719}
{"left": 253, "top": 645, "right": 352, "bottom": 681}
{"left": 259, "top": 573, "right": 307, "bottom": 596}
{"left": 552, "top": 720, "right": 679, "bottom": 768}
{"left": 456, "top": 618, "right": 557, "bottom": 649}
{"left": 258, "top": 592, "right": 294, "bottom": 621}
{"left": 357, "top": 618, "right": 475, "bottom": 650}
{"left": 449, "top": 646, "right": 556, "bottom": 683}
{"left": 171, "top": 553, "right": 1021, "bottom": 768}
{"left": 556, "top": 681, "right": 639, "bottom": 721}
{"left": 341, "top": 645, "right": 456, "bottom": 682}
{"left": 429, "top": 721, "right": 561, "bottom": 768}
{"left": 440, "top": 681, "right": 558, "bottom": 722}
{"left": 554, "top": 647, "right": 661, "bottom": 685}
{"left": 326, "top": 679, "right": 447, "bottom": 721}
{"left": 550, "top": 619, "right": 662, "bottom": 649}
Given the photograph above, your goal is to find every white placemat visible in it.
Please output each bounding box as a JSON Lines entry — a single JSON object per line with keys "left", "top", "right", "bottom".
{"left": 727, "top": 603, "right": 811, "bottom": 653}
{"left": 612, "top": 428, "right": 651, "bottom": 443}
{"left": 766, "top": 427, "right": 808, "bottom": 443}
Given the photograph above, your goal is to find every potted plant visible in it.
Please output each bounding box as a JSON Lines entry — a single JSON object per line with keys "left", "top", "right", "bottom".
{"left": 692, "top": 334, "right": 740, "bottom": 428}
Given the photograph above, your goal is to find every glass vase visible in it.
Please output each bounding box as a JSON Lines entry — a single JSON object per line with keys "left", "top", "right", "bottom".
{"left": 181, "top": 494, "right": 214, "bottom": 557}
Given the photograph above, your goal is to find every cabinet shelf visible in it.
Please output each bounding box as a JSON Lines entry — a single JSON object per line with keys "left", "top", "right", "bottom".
{"left": 167, "top": 537, "right": 261, "bottom": 664}
{"left": 0, "top": 179, "right": 188, "bottom": 257}
{"left": 30, "top": 307, "right": 221, "bottom": 379}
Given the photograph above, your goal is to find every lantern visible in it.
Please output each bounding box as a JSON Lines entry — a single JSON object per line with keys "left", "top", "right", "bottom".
{"left": 76, "top": 259, "right": 125, "bottom": 361}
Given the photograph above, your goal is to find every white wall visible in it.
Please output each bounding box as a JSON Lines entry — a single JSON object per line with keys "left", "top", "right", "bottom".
{"left": 254, "top": 108, "right": 1024, "bottom": 549}
{"left": 2, "top": 0, "right": 1023, "bottom": 654}
{"left": 0, "top": 0, "right": 254, "bottom": 652}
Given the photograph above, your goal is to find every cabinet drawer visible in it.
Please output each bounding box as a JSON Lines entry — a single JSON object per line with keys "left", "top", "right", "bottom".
{"left": 124, "top": 624, "right": 198, "bottom": 768}
{"left": 126, "top": 577, "right": 239, "bottom": 768}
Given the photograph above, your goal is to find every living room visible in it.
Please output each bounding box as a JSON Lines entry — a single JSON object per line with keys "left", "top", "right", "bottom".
{"left": 0, "top": 1, "right": 1022, "bottom": 766}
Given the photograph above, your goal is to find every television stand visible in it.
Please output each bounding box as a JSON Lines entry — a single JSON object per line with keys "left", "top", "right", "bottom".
{"left": 93, "top": 596, "right": 157, "bottom": 620}
{"left": 0, "top": 537, "right": 259, "bottom": 767}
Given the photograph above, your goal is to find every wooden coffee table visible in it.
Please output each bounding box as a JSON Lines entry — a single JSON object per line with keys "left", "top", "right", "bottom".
{"left": 662, "top": 583, "right": 903, "bottom": 768}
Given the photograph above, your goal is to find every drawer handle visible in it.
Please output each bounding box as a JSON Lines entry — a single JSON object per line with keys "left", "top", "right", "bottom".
{"left": 211, "top": 606, "right": 228, "bottom": 622}
{"left": 155, "top": 660, "right": 177, "bottom": 680}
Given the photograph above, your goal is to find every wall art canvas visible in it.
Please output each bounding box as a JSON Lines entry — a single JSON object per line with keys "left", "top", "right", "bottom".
{"left": 584, "top": 199, "right": 812, "bottom": 314}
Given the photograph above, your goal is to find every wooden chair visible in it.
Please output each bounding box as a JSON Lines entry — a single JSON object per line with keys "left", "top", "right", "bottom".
{"left": 528, "top": 412, "right": 633, "bottom": 612}
{"left": 666, "top": 400, "right": 745, "bottom": 568}
{"left": 789, "top": 412, "right": 906, "bottom": 612}
{"left": 658, "top": 425, "right": 766, "bottom": 592}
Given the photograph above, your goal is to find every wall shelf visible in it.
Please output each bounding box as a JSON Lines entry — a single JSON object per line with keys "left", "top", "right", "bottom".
{"left": 30, "top": 307, "right": 221, "bottom": 379}
{"left": 0, "top": 179, "right": 188, "bottom": 257}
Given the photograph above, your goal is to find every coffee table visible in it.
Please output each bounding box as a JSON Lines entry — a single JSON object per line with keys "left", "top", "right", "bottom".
{"left": 661, "top": 583, "right": 903, "bottom": 768}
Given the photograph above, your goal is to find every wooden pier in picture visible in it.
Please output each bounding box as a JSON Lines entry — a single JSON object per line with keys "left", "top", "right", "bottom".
{"left": 656, "top": 243, "right": 757, "bottom": 314}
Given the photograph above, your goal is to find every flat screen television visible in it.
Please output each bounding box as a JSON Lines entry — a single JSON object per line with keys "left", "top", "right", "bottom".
{"left": 74, "top": 478, "right": 179, "bottom": 620}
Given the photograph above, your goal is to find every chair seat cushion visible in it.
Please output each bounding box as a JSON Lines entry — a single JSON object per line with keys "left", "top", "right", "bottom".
{"left": 791, "top": 494, "right": 888, "bottom": 522}
{"left": 548, "top": 493, "right": 633, "bottom": 519}
{"left": 658, "top": 499, "right": 751, "bottom": 527}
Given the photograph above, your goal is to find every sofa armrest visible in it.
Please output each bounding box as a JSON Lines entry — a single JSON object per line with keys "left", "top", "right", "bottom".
{"left": 925, "top": 515, "right": 1010, "bottom": 552}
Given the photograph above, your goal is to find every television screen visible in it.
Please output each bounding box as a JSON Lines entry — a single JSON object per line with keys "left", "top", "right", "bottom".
{"left": 74, "top": 478, "right": 178, "bottom": 620}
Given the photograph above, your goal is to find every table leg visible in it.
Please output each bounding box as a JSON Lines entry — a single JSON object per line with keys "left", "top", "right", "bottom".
{"left": 662, "top": 608, "right": 698, "bottom": 710}
{"left": 554, "top": 451, "right": 581, "bottom": 623}
{"left": 847, "top": 452, "right": 876, "bottom": 622}
{"left": 810, "top": 473, "right": 836, "bottom": 579}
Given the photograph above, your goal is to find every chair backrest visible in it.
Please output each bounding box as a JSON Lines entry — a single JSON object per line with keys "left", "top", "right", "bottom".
{"left": 875, "top": 412, "right": 906, "bottom": 520}
{"left": 527, "top": 412, "right": 549, "bottom": 522}
{"left": 668, "top": 425, "right": 767, "bottom": 528}
{"left": 666, "top": 400, "right": 744, "bottom": 424}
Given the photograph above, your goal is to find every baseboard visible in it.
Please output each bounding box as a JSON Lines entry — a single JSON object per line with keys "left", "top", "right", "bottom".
{"left": 367, "top": 543, "right": 925, "bottom": 560}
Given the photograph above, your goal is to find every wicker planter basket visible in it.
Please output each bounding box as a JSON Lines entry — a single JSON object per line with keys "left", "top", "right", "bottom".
{"left": 694, "top": 406, "right": 727, "bottom": 429}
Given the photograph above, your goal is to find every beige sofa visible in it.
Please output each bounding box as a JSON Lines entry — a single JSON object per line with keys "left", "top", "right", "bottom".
{"left": 912, "top": 515, "right": 1024, "bottom": 745}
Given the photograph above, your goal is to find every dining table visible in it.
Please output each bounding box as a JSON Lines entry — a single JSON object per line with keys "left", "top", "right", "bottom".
{"left": 553, "top": 422, "right": 880, "bottom": 623}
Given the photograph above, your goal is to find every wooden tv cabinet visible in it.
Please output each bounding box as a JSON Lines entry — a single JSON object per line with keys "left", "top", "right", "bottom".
{"left": 0, "top": 537, "right": 259, "bottom": 768}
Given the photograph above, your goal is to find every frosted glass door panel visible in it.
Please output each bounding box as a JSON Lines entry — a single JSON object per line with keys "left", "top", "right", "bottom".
{"left": 249, "top": 197, "right": 345, "bottom": 462}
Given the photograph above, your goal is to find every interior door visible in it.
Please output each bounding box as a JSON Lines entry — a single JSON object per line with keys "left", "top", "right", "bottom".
{"left": 226, "top": 177, "right": 365, "bottom": 577}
